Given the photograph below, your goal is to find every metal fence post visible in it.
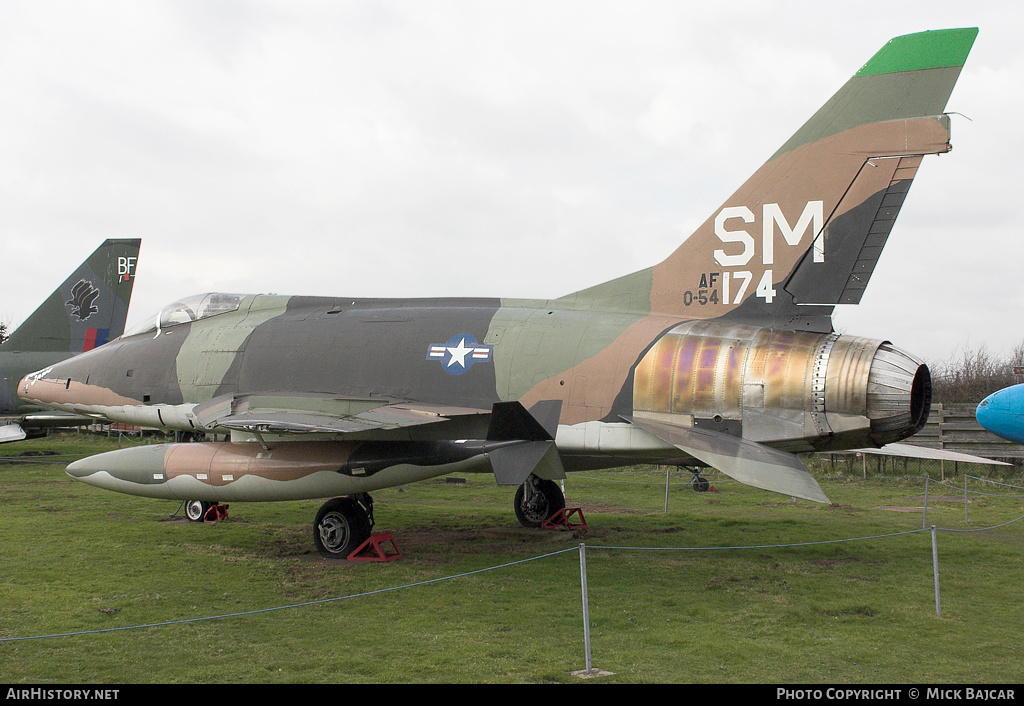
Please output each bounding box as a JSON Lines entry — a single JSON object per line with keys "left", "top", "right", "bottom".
{"left": 664, "top": 468, "right": 670, "bottom": 513}
{"left": 922, "top": 476, "right": 930, "bottom": 529}
{"left": 964, "top": 475, "right": 969, "bottom": 525}
{"left": 931, "top": 526, "right": 941, "bottom": 618}
{"left": 579, "top": 543, "right": 592, "bottom": 675}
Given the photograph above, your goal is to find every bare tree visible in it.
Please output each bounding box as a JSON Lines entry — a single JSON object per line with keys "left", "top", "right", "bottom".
{"left": 928, "top": 340, "right": 1024, "bottom": 403}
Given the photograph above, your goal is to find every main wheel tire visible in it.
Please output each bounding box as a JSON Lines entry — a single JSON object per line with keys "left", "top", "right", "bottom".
{"left": 313, "top": 497, "right": 372, "bottom": 559}
{"left": 514, "top": 477, "right": 566, "bottom": 528}
{"left": 693, "top": 476, "right": 710, "bottom": 493}
{"left": 185, "top": 500, "right": 211, "bottom": 522}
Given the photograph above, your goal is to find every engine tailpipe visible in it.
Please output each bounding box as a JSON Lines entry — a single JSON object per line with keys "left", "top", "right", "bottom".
{"left": 865, "top": 343, "right": 932, "bottom": 444}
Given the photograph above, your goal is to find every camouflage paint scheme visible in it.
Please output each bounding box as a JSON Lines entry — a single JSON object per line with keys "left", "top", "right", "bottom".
{"left": 19, "top": 30, "right": 977, "bottom": 556}
{"left": 0, "top": 239, "right": 140, "bottom": 443}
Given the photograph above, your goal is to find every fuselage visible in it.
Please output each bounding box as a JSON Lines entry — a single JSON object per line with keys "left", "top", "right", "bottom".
{"left": 977, "top": 384, "right": 1024, "bottom": 444}
{"left": 20, "top": 292, "right": 931, "bottom": 472}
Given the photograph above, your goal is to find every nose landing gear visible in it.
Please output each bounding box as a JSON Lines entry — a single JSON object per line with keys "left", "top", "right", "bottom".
{"left": 690, "top": 470, "right": 711, "bottom": 493}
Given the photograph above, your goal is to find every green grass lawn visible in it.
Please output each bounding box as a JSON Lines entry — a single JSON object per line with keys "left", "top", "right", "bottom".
{"left": 1, "top": 434, "right": 1022, "bottom": 683}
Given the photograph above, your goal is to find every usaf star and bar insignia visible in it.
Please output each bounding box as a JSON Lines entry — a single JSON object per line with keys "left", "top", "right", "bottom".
{"left": 426, "top": 334, "right": 493, "bottom": 376}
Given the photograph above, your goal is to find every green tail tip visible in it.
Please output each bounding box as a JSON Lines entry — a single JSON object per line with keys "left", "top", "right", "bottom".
{"left": 856, "top": 27, "right": 979, "bottom": 77}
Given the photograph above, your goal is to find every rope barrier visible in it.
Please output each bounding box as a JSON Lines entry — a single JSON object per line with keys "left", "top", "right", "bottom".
{"left": 0, "top": 547, "right": 578, "bottom": 643}
{"left": 5, "top": 508, "right": 1020, "bottom": 645}
{"left": 2, "top": 459, "right": 1023, "bottom": 653}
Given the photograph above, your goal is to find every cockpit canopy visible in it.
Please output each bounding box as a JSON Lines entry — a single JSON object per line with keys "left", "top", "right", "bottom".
{"left": 124, "top": 293, "right": 248, "bottom": 337}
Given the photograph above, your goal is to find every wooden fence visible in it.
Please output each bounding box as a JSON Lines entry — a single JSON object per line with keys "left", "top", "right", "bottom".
{"left": 903, "top": 402, "right": 1024, "bottom": 461}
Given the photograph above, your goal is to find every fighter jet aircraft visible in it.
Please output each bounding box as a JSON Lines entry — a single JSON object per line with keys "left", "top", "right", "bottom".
{"left": 1, "top": 239, "right": 140, "bottom": 443}
{"left": 977, "top": 384, "right": 1024, "bottom": 444}
{"left": 19, "top": 29, "right": 977, "bottom": 558}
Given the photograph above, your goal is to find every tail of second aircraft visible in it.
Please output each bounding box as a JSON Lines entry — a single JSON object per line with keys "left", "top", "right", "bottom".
{"left": 1, "top": 239, "right": 141, "bottom": 353}
{"left": 560, "top": 28, "right": 978, "bottom": 330}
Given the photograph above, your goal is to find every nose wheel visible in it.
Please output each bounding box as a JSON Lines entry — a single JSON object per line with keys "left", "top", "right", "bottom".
{"left": 688, "top": 468, "right": 710, "bottom": 493}
{"left": 184, "top": 500, "right": 211, "bottom": 522}
{"left": 183, "top": 500, "right": 229, "bottom": 522}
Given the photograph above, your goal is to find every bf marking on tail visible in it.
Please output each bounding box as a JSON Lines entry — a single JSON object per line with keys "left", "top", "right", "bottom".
{"left": 118, "top": 256, "right": 137, "bottom": 282}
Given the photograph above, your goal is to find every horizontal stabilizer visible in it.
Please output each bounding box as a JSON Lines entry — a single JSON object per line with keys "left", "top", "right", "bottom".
{"left": 626, "top": 416, "right": 830, "bottom": 504}
{"left": 0, "top": 423, "right": 27, "bottom": 444}
{"left": 848, "top": 443, "right": 1011, "bottom": 466}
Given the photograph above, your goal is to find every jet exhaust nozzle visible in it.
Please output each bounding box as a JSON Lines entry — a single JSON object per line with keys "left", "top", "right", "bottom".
{"left": 865, "top": 343, "right": 932, "bottom": 445}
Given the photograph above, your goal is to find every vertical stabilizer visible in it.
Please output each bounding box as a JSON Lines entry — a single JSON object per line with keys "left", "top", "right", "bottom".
{"left": 2, "top": 239, "right": 141, "bottom": 353}
{"left": 560, "top": 29, "right": 978, "bottom": 330}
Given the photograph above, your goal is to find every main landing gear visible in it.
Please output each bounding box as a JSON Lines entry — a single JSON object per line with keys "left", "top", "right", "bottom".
{"left": 313, "top": 493, "right": 375, "bottom": 559}
{"left": 514, "top": 474, "right": 566, "bottom": 528}
{"left": 312, "top": 475, "right": 567, "bottom": 558}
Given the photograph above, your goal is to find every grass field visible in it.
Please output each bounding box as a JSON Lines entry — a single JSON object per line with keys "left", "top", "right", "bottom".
{"left": 1, "top": 433, "right": 1022, "bottom": 684}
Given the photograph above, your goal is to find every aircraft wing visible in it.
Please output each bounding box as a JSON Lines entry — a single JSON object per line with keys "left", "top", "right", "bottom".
{"left": 0, "top": 422, "right": 27, "bottom": 444}
{"left": 192, "top": 392, "right": 491, "bottom": 435}
{"left": 1, "top": 412, "right": 102, "bottom": 444}
{"left": 847, "top": 443, "right": 1011, "bottom": 466}
{"left": 625, "top": 415, "right": 831, "bottom": 504}
{"left": 191, "top": 393, "right": 564, "bottom": 486}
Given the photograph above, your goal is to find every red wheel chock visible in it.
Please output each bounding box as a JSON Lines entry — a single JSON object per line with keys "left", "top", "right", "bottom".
{"left": 203, "top": 504, "right": 230, "bottom": 522}
{"left": 347, "top": 532, "right": 402, "bottom": 562}
{"left": 543, "top": 507, "right": 587, "bottom": 530}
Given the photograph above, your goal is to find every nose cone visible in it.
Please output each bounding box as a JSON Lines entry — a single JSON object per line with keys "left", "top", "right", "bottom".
{"left": 977, "top": 384, "right": 1024, "bottom": 444}
{"left": 18, "top": 358, "right": 136, "bottom": 412}
{"left": 17, "top": 364, "right": 70, "bottom": 408}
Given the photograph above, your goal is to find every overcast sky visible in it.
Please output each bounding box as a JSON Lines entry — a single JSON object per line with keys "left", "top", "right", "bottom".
{"left": 1, "top": 0, "right": 1020, "bottom": 367}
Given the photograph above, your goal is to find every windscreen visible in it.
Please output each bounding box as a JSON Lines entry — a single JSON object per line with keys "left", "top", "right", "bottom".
{"left": 124, "top": 293, "right": 247, "bottom": 337}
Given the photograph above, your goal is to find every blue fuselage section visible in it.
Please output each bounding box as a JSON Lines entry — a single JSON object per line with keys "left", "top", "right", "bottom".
{"left": 976, "top": 384, "right": 1024, "bottom": 444}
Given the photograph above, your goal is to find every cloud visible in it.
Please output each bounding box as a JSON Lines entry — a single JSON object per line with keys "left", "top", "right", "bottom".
{"left": 1, "top": 0, "right": 1019, "bottom": 362}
